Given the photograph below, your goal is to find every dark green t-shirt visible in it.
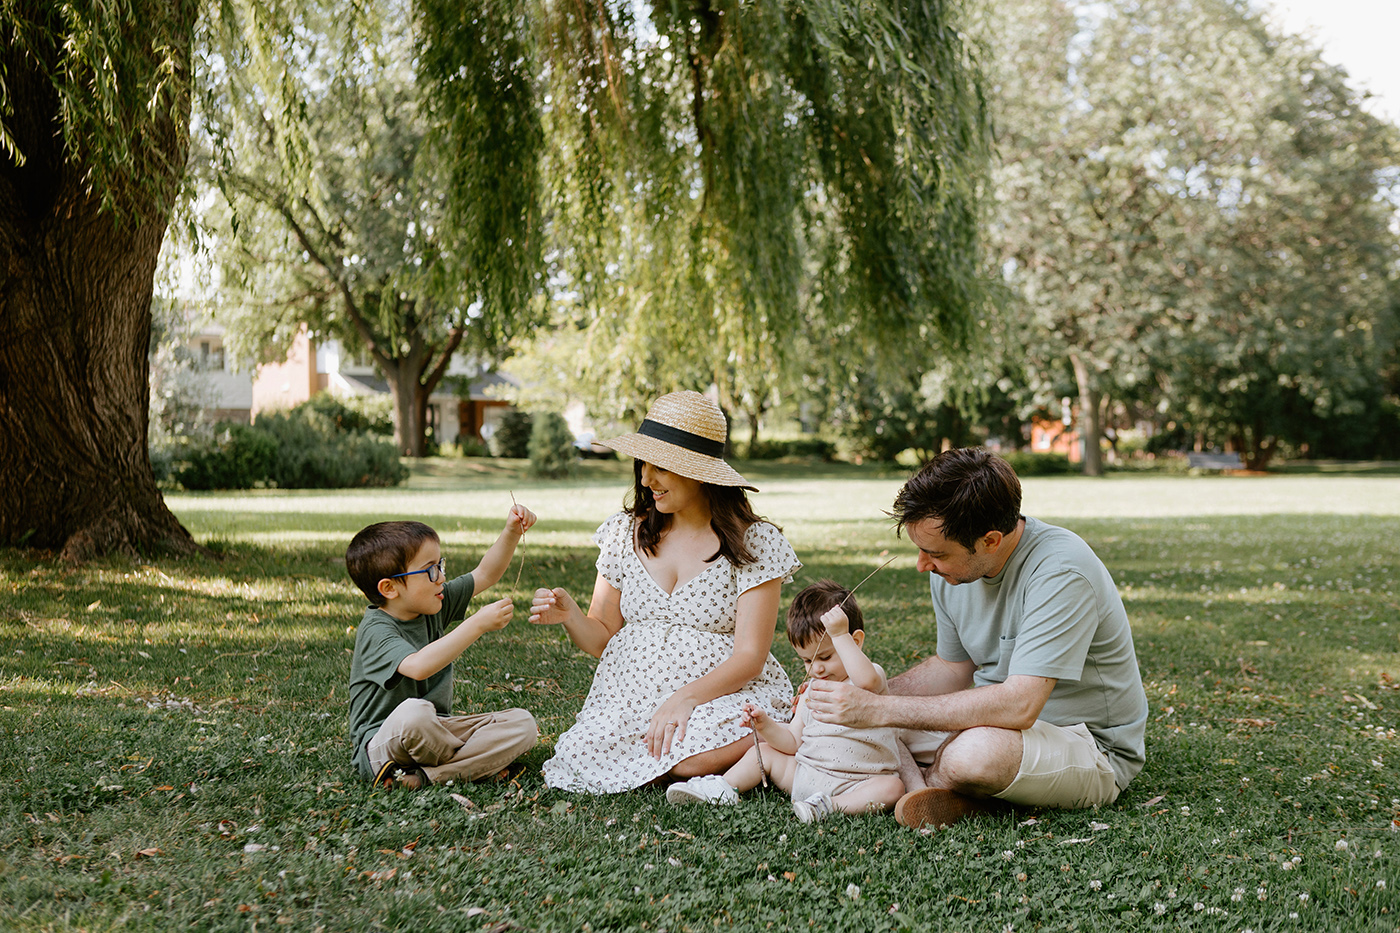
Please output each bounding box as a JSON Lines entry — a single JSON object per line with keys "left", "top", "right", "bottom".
{"left": 347, "top": 571, "right": 476, "bottom": 779}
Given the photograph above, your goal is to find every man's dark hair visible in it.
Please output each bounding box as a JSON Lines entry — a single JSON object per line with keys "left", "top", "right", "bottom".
{"left": 890, "top": 447, "right": 1022, "bottom": 550}
{"left": 346, "top": 521, "right": 439, "bottom": 605}
{"left": 786, "top": 579, "right": 864, "bottom": 648}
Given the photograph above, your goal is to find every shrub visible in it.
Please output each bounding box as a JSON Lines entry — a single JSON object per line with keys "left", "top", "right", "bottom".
{"left": 175, "top": 400, "right": 407, "bottom": 490}
{"left": 998, "top": 451, "right": 1075, "bottom": 476}
{"left": 490, "top": 410, "right": 533, "bottom": 458}
{"left": 256, "top": 408, "right": 407, "bottom": 488}
{"left": 301, "top": 391, "right": 394, "bottom": 436}
{"left": 745, "top": 438, "right": 836, "bottom": 460}
{"left": 176, "top": 423, "right": 278, "bottom": 490}
{"left": 529, "top": 411, "right": 578, "bottom": 479}
{"left": 456, "top": 435, "right": 491, "bottom": 458}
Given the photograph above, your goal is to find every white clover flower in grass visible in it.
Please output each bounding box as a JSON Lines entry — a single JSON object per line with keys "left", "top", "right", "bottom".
{"left": 1090, "top": 880, "right": 1102, "bottom": 891}
{"left": 1193, "top": 903, "right": 1205, "bottom": 911}
{"left": 846, "top": 883, "right": 861, "bottom": 900}
{"left": 1231, "top": 888, "right": 1244, "bottom": 902}
{"left": 1281, "top": 860, "right": 1295, "bottom": 870}
{"left": 1153, "top": 903, "right": 1166, "bottom": 915}
{"left": 1336, "top": 839, "right": 1349, "bottom": 851}
{"left": 1289, "top": 912, "right": 1299, "bottom": 920}
{"left": 1299, "top": 893, "right": 1310, "bottom": 903}
{"left": 1378, "top": 880, "right": 1388, "bottom": 890}
{"left": 1002, "top": 850, "right": 1014, "bottom": 860}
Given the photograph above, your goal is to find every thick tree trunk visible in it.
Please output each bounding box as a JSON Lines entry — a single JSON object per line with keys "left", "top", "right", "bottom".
{"left": 1069, "top": 351, "right": 1104, "bottom": 477}
{"left": 0, "top": 7, "right": 201, "bottom": 560}
{"left": 382, "top": 359, "right": 430, "bottom": 458}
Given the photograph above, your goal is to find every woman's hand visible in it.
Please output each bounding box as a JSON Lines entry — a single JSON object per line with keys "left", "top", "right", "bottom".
{"left": 646, "top": 692, "right": 697, "bottom": 759}
{"left": 529, "top": 587, "right": 578, "bottom": 626}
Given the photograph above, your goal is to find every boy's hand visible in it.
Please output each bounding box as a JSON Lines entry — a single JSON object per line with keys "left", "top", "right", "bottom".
{"left": 508, "top": 504, "right": 537, "bottom": 535}
{"left": 820, "top": 605, "right": 850, "bottom": 638}
{"left": 469, "top": 597, "right": 514, "bottom": 633}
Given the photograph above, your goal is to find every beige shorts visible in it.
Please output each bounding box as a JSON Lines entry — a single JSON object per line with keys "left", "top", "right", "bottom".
{"left": 902, "top": 720, "right": 1119, "bottom": 810}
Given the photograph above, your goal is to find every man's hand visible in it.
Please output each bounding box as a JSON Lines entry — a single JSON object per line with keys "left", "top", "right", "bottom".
{"left": 804, "top": 679, "right": 886, "bottom": 728}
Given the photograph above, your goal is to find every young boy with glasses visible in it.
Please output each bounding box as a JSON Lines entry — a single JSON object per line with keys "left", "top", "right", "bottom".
{"left": 346, "top": 506, "right": 539, "bottom": 789}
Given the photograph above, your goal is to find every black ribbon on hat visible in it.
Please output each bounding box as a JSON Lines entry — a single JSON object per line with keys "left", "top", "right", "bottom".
{"left": 637, "top": 419, "right": 725, "bottom": 458}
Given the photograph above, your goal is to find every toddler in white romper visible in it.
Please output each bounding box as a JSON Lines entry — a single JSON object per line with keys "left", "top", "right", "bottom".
{"left": 666, "top": 580, "right": 907, "bottom": 822}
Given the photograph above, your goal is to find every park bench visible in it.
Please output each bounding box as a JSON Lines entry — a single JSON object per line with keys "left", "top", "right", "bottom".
{"left": 1186, "top": 452, "right": 1244, "bottom": 470}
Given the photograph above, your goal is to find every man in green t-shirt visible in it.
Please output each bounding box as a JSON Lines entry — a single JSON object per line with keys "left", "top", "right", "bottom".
{"left": 347, "top": 507, "right": 539, "bottom": 788}
{"left": 805, "top": 448, "right": 1148, "bottom": 829}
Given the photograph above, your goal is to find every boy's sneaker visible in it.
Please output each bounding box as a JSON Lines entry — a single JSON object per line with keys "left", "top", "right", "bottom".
{"left": 666, "top": 775, "right": 739, "bottom": 806}
{"left": 792, "top": 792, "right": 835, "bottom": 823}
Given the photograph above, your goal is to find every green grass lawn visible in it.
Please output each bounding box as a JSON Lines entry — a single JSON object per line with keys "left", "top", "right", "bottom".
{"left": 2, "top": 460, "right": 1397, "bottom": 932}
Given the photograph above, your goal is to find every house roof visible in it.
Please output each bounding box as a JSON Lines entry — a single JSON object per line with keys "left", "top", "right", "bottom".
{"left": 338, "top": 370, "right": 518, "bottom": 402}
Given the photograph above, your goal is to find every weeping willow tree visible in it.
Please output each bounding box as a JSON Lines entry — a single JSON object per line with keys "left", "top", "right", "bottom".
{"left": 535, "top": 0, "right": 991, "bottom": 435}
{"left": 0, "top": 0, "right": 204, "bottom": 558}
{"left": 199, "top": 0, "right": 543, "bottom": 456}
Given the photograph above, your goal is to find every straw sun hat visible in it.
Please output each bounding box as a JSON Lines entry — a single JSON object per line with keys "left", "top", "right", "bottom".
{"left": 601, "top": 391, "right": 756, "bottom": 491}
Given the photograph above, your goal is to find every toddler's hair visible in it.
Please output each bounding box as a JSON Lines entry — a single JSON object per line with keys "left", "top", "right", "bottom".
{"left": 346, "top": 521, "right": 439, "bottom": 605}
{"left": 786, "top": 578, "right": 864, "bottom": 648}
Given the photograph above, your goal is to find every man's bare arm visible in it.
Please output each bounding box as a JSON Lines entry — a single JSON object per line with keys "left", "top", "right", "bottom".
{"left": 805, "top": 674, "right": 1057, "bottom": 733}
{"left": 887, "top": 654, "right": 976, "bottom": 697}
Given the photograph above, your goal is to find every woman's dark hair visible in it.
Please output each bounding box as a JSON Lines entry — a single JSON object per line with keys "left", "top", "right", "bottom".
{"left": 785, "top": 579, "right": 864, "bottom": 649}
{"left": 625, "top": 459, "right": 772, "bottom": 566}
{"left": 890, "top": 447, "right": 1022, "bottom": 550}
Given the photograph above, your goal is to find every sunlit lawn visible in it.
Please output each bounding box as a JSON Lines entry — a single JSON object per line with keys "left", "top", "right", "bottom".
{"left": 2, "top": 459, "right": 1397, "bottom": 931}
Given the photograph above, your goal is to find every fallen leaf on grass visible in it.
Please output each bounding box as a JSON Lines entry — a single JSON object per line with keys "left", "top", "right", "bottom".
{"left": 1226, "top": 718, "right": 1277, "bottom": 728}
{"left": 449, "top": 793, "right": 475, "bottom": 810}
{"left": 1089, "top": 822, "right": 1111, "bottom": 832}
{"left": 1058, "top": 838, "right": 1095, "bottom": 845}
{"left": 783, "top": 871, "right": 797, "bottom": 881}
{"left": 363, "top": 868, "right": 397, "bottom": 881}
{"left": 134, "top": 848, "right": 163, "bottom": 859}
{"left": 1138, "top": 795, "right": 1165, "bottom": 808}
{"left": 465, "top": 907, "right": 487, "bottom": 917}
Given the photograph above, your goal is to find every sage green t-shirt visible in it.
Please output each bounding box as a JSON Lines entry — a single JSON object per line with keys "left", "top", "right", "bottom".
{"left": 347, "top": 571, "right": 476, "bottom": 779}
{"left": 931, "top": 517, "right": 1147, "bottom": 789}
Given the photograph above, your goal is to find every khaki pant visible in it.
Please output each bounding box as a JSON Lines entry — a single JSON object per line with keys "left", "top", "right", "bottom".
{"left": 367, "top": 698, "right": 538, "bottom": 784}
{"left": 901, "top": 720, "right": 1119, "bottom": 810}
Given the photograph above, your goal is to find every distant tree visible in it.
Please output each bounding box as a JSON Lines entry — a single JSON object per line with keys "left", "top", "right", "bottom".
{"left": 201, "top": 0, "right": 543, "bottom": 457}
{"left": 985, "top": 0, "right": 1399, "bottom": 473}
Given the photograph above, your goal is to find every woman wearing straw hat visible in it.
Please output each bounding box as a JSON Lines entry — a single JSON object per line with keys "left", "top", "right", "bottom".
{"left": 529, "top": 391, "right": 801, "bottom": 793}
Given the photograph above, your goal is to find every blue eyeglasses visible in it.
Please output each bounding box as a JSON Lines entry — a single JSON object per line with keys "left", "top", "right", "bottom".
{"left": 390, "top": 559, "right": 446, "bottom": 583}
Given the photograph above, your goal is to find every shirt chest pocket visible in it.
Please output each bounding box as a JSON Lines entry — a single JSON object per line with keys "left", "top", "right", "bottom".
{"left": 983, "top": 634, "right": 1017, "bottom": 683}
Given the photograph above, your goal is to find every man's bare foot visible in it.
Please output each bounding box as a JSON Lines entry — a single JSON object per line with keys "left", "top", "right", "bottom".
{"left": 894, "top": 787, "right": 1007, "bottom": 830}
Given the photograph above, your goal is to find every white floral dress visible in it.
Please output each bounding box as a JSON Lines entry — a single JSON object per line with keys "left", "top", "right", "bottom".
{"left": 542, "top": 511, "right": 800, "bottom": 794}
